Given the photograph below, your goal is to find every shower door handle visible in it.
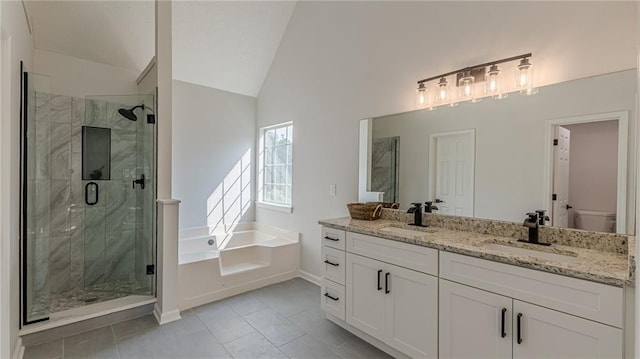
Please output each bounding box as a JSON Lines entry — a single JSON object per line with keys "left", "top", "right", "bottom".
{"left": 85, "top": 182, "right": 99, "bottom": 205}
{"left": 133, "top": 174, "right": 145, "bottom": 189}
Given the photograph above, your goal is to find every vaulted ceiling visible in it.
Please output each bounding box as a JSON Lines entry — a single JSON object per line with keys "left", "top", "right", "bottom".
{"left": 23, "top": 0, "right": 296, "bottom": 97}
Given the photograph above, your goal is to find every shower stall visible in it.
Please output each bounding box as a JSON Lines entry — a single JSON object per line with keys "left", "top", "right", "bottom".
{"left": 21, "top": 71, "right": 157, "bottom": 325}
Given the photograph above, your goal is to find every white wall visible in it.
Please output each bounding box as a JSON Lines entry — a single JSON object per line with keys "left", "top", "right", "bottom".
{"left": 33, "top": 48, "right": 139, "bottom": 97}
{"left": 172, "top": 80, "right": 256, "bottom": 230}
{"left": 0, "top": 0, "right": 34, "bottom": 357}
{"left": 256, "top": 1, "right": 638, "bottom": 277}
{"left": 137, "top": 60, "right": 157, "bottom": 96}
{"left": 565, "top": 120, "right": 619, "bottom": 214}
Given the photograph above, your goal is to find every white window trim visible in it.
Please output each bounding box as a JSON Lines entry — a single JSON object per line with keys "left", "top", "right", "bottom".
{"left": 257, "top": 122, "right": 293, "bottom": 212}
{"left": 255, "top": 201, "right": 294, "bottom": 213}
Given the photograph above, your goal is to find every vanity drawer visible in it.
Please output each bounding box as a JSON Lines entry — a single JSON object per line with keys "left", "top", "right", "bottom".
{"left": 322, "top": 246, "right": 346, "bottom": 285}
{"left": 322, "top": 227, "right": 346, "bottom": 250}
{"left": 346, "top": 231, "right": 438, "bottom": 276}
{"left": 439, "top": 251, "right": 623, "bottom": 327}
{"left": 321, "top": 278, "right": 345, "bottom": 320}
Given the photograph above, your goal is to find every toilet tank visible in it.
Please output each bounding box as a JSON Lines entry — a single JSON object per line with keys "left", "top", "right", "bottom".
{"left": 574, "top": 210, "right": 616, "bottom": 233}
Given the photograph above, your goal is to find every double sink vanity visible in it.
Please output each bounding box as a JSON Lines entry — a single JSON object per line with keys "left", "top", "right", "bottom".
{"left": 318, "top": 210, "right": 635, "bottom": 358}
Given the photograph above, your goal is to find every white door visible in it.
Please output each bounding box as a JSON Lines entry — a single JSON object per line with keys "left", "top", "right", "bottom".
{"left": 385, "top": 264, "right": 438, "bottom": 358}
{"left": 552, "top": 126, "right": 570, "bottom": 227}
{"left": 345, "top": 253, "right": 386, "bottom": 340}
{"left": 513, "top": 300, "right": 622, "bottom": 359}
{"left": 431, "top": 130, "right": 475, "bottom": 216}
{"left": 439, "top": 279, "right": 512, "bottom": 359}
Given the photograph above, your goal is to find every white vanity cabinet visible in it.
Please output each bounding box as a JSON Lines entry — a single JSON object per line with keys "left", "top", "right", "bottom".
{"left": 439, "top": 252, "right": 624, "bottom": 359}
{"left": 439, "top": 279, "right": 623, "bottom": 358}
{"left": 439, "top": 279, "right": 512, "bottom": 359}
{"left": 320, "top": 226, "right": 627, "bottom": 358}
{"left": 320, "top": 227, "right": 347, "bottom": 320}
{"left": 345, "top": 232, "right": 439, "bottom": 358}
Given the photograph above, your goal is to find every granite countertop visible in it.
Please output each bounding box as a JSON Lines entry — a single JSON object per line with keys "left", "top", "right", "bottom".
{"left": 319, "top": 217, "right": 634, "bottom": 287}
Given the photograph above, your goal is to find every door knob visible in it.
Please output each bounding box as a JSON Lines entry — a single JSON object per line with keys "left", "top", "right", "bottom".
{"left": 566, "top": 204, "right": 573, "bottom": 210}
{"left": 435, "top": 199, "right": 445, "bottom": 203}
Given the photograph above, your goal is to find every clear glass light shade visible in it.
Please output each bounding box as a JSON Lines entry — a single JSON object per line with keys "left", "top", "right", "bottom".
{"left": 516, "top": 58, "right": 534, "bottom": 92}
{"left": 458, "top": 72, "right": 474, "bottom": 101}
{"left": 485, "top": 64, "right": 502, "bottom": 96}
{"left": 436, "top": 77, "right": 449, "bottom": 104}
{"left": 415, "top": 84, "right": 427, "bottom": 108}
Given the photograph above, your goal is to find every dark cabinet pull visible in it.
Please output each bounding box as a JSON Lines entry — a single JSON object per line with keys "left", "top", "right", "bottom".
{"left": 377, "top": 270, "right": 383, "bottom": 290}
{"left": 324, "top": 236, "right": 339, "bottom": 241}
{"left": 385, "top": 272, "right": 390, "bottom": 294}
{"left": 324, "top": 293, "right": 339, "bottom": 301}
{"left": 517, "top": 313, "right": 523, "bottom": 344}
{"left": 323, "top": 260, "right": 339, "bottom": 267}
{"left": 501, "top": 308, "right": 507, "bottom": 338}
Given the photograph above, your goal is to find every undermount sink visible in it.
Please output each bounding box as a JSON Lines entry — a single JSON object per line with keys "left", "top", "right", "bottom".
{"left": 378, "top": 226, "right": 436, "bottom": 238}
{"left": 483, "top": 243, "right": 577, "bottom": 264}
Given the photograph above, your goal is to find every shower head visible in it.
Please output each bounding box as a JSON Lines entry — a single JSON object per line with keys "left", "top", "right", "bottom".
{"left": 118, "top": 104, "right": 145, "bottom": 121}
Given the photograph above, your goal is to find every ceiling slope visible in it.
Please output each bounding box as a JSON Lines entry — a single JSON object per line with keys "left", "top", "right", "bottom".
{"left": 25, "top": 0, "right": 155, "bottom": 73}
{"left": 172, "top": 1, "right": 296, "bottom": 97}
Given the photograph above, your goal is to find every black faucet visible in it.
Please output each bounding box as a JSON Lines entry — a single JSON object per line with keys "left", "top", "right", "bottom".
{"left": 407, "top": 203, "right": 427, "bottom": 227}
{"left": 519, "top": 211, "right": 550, "bottom": 246}
{"left": 424, "top": 201, "right": 439, "bottom": 213}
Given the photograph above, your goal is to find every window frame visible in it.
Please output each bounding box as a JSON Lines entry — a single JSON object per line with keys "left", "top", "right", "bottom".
{"left": 257, "top": 122, "right": 293, "bottom": 212}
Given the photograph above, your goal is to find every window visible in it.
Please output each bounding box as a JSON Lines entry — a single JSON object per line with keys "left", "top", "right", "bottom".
{"left": 258, "top": 122, "right": 293, "bottom": 209}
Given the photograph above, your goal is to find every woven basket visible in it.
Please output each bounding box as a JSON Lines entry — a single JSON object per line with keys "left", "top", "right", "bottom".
{"left": 347, "top": 202, "right": 383, "bottom": 221}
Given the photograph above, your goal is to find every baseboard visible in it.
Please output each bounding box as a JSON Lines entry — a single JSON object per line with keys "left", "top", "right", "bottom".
{"left": 12, "top": 337, "right": 24, "bottom": 359}
{"left": 298, "top": 269, "right": 321, "bottom": 285}
{"left": 179, "top": 271, "right": 298, "bottom": 310}
{"left": 153, "top": 304, "right": 181, "bottom": 325}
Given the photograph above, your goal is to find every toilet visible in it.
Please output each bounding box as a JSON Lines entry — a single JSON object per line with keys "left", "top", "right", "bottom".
{"left": 574, "top": 210, "right": 616, "bottom": 233}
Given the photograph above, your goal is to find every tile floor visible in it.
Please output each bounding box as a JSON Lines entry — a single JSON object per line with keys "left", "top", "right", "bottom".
{"left": 23, "top": 278, "right": 392, "bottom": 359}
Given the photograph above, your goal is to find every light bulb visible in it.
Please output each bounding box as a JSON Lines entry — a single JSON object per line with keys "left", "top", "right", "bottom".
{"left": 436, "top": 77, "right": 449, "bottom": 104}
{"left": 485, "top": 64, "right": 505, "bottom": 99}
{"left": 516, "top": 57, "right": 534, "bottom": 92}
{"left": 415, "top": 83, "right": 427, "bottom": 108}
{"left": 458, "top": 70, "right": 474, "bottom": 101}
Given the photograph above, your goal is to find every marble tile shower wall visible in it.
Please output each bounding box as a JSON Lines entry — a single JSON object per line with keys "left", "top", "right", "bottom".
{"left": 28, "top": 92, "right": 145, "bottom": 300}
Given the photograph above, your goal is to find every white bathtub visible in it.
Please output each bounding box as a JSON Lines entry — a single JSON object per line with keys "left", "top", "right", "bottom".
{"left": 178, "top": 222, "right": 300, "bottom": 310}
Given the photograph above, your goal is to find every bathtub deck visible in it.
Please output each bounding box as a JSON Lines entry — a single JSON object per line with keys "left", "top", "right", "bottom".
{"left": 219, "top": 261, "right": 270, "bottom": 277}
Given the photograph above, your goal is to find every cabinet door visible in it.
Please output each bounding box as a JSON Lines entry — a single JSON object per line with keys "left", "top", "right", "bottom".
{"left": 513, "top": 300, "right": 622, "bottom": 359}
{"left": 345, "top": 253, "right": 386, "bottom": 340}
{"left": 385, "top": 263, "right": 438, "bottom": 358}
{"left": 439, "top": 279, "right": 512, "bottom": 359}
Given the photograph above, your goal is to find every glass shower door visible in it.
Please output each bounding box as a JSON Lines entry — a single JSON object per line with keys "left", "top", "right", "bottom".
{"left": 82, "top": 94, "right": 156, "bottom": 299}
{"left": 22, "top": 88, "right": 156, "bottom": 324}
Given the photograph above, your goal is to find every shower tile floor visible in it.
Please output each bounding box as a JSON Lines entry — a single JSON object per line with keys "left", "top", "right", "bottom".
{"left": 30, "top": 279, "right": 149, "bottom": 318}
{"left": 24, "top": 278, "right": 392, "bottom": 359}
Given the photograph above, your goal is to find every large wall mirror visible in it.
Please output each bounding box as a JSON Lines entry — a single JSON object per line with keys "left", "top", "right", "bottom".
{"left": 359, "top": 69, "right": 637, "bottom": 235}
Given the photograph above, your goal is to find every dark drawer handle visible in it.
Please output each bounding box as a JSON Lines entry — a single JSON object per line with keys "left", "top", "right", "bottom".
{"left": 324, "top": 293, "right": 339, "bottom": 301}
{"left": 324, "top": 260, "right": 339, "bottom": 267}
{"left": 517, "top": 313, "right": 523, "bottom": 344}
{"left": 501, "top": 308, "right": 507, "bottom": 338}
{"left": 385, "top": 272, "right": 390, "bottom": 294}
{"left": 324, "top": 236, "right": 340, "bottom": 241}
{"left": 377, "top": 270, "right": 383, "bottom": 291}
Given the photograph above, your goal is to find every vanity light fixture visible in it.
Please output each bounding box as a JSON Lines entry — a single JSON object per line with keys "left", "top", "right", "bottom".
{"left": 416, "top": 53, "right": 535, "bottom": 108}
